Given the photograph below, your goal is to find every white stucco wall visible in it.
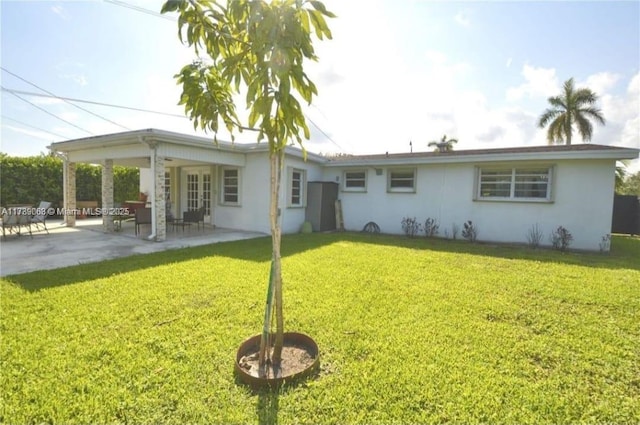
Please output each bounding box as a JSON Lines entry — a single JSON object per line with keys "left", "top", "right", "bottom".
{"left": 324, "top": 159, "right": 616, "bottom": 251}
{"left": 214, "top": 152, "right": 324, "bottom": 234}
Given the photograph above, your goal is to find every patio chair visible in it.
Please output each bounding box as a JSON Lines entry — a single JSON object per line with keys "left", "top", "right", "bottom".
{"left": 135, "top": 207, "right": 152, "bottom": 236}
{"left": 30, "top": 201, "right": 51, "bottom": 234}
{"left": 183, "top": 206, "right": 205, "bottom": 230}
{"left": 1, "top": 207, "right": 32, "bottom": 239}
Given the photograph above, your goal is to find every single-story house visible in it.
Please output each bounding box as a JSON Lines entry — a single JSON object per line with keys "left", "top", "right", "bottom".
{"left": 49, "top": 128, "right": 639, "bottom": 251}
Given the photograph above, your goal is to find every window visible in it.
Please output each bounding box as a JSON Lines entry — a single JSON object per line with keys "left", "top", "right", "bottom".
{"left": 477, "top": 167, "right": 552, "bottom": 201}
{"left": 221, "top": 167, "right": 240, "bottom": 205}
{"left": 289, "top": 168, "right": 306, "bottom": 207}
{"left": 343, "top": 170, "right": 367, "bottom": 192}
{"left": 388, "top": 168, "right": 416, "bottom": 193}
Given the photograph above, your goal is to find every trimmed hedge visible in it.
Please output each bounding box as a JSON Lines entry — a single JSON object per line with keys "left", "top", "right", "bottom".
{"left": 0, "top": 153, "right": 139, "bottom": 209}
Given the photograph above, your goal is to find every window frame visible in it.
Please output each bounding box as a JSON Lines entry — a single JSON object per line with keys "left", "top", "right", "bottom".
{"left": 288, "top": 167, "right": 306, "bottom": 208}
{"left": 475, "top": 165, "right": 554, "bottom": 203}
{"left": 220, "top": 167, "right": 241, "bottom": 206}
{"left": 387, "top": 168, "right": 417, "bottom": 193}
{"left": 342, "top": 169, "right": 368, "bottom": 192}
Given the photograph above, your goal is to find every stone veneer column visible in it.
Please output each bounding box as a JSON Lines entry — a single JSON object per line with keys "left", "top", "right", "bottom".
{"left": 102, "top": 159, "right": 114, "bottom": 233}
{"left": 154, "top": 155, "right": 166, "bottom": 241}
{"left": 64, "top": 160, "right": 76, "bottom": 227}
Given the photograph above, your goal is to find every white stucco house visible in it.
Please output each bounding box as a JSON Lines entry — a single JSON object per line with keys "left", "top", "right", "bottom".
{"left": 49, "top": 128, "right": 639, "bottom": 251}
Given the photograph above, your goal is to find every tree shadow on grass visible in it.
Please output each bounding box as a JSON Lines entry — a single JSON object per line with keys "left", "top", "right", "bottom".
{"left": 256, "top": 389, "right": 279, "bottom": 425}
{"left": 3, "top": 232, "right": 638, "bottom": 292}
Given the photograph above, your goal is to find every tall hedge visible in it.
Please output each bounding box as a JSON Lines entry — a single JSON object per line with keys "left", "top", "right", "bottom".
{"left": 0, "top": 153, "right": 140, "bottom": 208}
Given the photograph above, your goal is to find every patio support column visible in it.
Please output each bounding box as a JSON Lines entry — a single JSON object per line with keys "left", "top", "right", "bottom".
{"left": 63, "top": 160, "right": 76, "bottom": 227}
{"left": 102, "top": 159, "right": 114, "bottom": 233}
{"left": 154, "top": 154, "right": 166, "bottom": 241}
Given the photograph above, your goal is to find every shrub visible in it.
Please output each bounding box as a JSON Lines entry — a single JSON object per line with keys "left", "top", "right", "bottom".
{"left": 526, "top": 224, "right": 544, "bottom": 248}
{"left": 550, "top": 226, "right": 573, "bottom": 251}
{"left": 401, "top": 217, "right": 421, "bottom": 238}
{"left": 461, "top": 220, "right": 477, "bottom": 242}
{"left": 424, "top": 218, "right": 439, "bottom": 238}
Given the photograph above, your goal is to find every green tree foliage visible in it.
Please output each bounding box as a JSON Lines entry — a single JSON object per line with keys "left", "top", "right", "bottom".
{"left": 428, "top": 134, "right": 458, "bottom": 152}
{"left": 0, "top": 154, "right": 139, "bottom": 208}
{"left": 161, "top": 0, "right": 334, "bottom": 369}
{"left": 538, "top": 78, "right": 605, "bottom": 145}
{"left": 619, "top": 171, "right": 640, "bottom": 196}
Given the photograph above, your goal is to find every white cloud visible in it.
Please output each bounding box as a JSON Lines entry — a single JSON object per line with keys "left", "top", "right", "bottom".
{"left": 506, "top": 65, "right": 559, "bottom": 101}
{"left": 506, "top": 58, "right": 513, "bottom": 68}
{"left": 582, "top": 72, "right": 620, "bottom": 95}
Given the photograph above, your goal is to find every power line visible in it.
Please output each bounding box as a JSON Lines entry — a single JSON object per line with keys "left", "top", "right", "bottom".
{"left": 103, "top": 0, "right": 176, "bottom": 21}
{"left": 303, "top": 113, "right": 345, "bottom": 152}
{"left": 2, "top": 86, "right": 93, "bottom": 136}
{"left": 1, "top": 88, "right": 186, "bottom": 118}
{"left": 102, "top": 0, "right": 347, "bottom": 153}
{"left": 1, "top": 67, "right": 130, "bottom": 131}
{"left": 1, "top": 115, "right": 68, "bottom": 139}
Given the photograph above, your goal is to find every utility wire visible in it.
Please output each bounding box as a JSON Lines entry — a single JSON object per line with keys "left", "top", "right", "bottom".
{"left": 103, "top": 0, "right": 176, "bottom": 21}
{"left": 102, "top": 0, "right": 347, "bottom": 153}
{"left": 1, "top": 88, "right": 186, "bottom": 118}
{"left": 2, "top": 86, "right": 93, "bottom": 136}
{"left": 1, "top": 115, "right": 68, "bottom": 139}
{"left": 303, "top": 113, "right": 344, "bottom": 152}
{"left": 1, "top": 67, "right": 130, "bottom": 131}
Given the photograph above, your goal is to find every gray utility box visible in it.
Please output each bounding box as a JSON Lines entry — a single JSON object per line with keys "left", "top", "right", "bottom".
{"left": 305, "top": 181, "right": 339, "bottom": 232}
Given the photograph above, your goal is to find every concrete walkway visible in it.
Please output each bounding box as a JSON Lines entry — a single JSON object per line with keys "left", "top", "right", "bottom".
{"left": 0, "top": 218, "right": 267, "bottom": 277}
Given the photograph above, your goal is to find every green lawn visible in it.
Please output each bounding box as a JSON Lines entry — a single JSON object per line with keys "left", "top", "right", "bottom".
{"left": 1, "top": 233, "right": 639, "bottom": 424}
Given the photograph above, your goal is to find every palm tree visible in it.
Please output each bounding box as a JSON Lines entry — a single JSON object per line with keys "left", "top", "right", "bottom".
{"left": 428, "top": 134, "right": 458, "bottom": 152}
{"left": 538, "top": 78, "right": 605, "bottom": 145}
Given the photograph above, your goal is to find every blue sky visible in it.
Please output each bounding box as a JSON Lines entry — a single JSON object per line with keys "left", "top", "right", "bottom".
{"left": 1, "top": 0, "right": 639, "bottom": 171}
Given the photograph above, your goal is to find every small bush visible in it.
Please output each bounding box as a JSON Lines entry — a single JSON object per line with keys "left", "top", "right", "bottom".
{"left": 550, "top": 226, "right": 573, "bottom": 251}
{"left": 461, "top": 220, "right": 477, "bottom": 242}
{"left": 401, "top": 217, "right": 421, "bottom": 238}
{"left": 424, "top": 218, "right": 439, "bottom": 238}
{"left": 526, "top": 224, "right": 544, "bottom": 248}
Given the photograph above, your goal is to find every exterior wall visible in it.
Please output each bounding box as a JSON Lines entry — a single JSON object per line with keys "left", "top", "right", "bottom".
{"left": 324, "top": 159, "right": 616, "bottom": 251}
{"left": 213, "top": 152, "right": 324, "bottom": 234}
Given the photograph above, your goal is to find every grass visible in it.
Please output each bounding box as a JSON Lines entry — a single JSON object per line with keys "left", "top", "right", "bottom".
{"left": 1, "top": 233, "right": 639, "bottom": 424}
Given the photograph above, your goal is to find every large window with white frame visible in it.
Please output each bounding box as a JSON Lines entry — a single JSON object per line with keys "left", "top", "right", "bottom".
{"left": 343, "top": 170, "right": 367, "bottom": 192}
{"left": 388, "top": 168, "right": 416, "bottom": 193}
{"left": 476, "top": 166, "right": 553, "bottom": 201}
{"left": 220, "top": 167, "right": 240, "bottom": 205}
{"left": 288, "top": 168, "right": 306, "bottom": 207}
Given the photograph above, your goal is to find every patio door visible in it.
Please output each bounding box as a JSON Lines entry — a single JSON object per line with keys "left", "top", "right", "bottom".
{"left": 182, "top": 167, "right": 213, "bottom": 224}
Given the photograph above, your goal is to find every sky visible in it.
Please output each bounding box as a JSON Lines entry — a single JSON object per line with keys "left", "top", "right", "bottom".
{"left": 1, "top": 0, "right": 639, "bottom": 172}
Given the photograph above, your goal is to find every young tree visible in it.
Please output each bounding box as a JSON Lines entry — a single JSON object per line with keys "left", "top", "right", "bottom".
{"left": 538, "top": 77, "right": 605, "bottom": 145}
{"left": 161, "top": 0, "right": 334, "bottom": 373}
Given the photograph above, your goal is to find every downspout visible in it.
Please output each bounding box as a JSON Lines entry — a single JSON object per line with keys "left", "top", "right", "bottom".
{"left": 139, "top": 136, "right": 157, "bottom": 241}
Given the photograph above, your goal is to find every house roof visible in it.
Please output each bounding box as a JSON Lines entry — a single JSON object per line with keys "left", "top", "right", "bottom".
{"left": 49, "top": 128, "right": 639, "bottom": 167}
{"left": 48, "top": 128, "right": 327, "bottom": 164}
{"left": 324, "top": 143, "right": 639, "bottom": 167}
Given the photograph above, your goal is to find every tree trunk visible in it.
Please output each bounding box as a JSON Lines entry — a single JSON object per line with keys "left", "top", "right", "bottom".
{"left": 271, "top": 149, "right": 285, "bottom": 364}
{"left": 257, "top": 148, "right": 285, "bottom": 369}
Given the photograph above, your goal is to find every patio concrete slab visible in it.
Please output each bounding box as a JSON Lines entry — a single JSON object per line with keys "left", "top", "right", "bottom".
{"left": 0, "top": 218, "right": 267, "bottom": 277}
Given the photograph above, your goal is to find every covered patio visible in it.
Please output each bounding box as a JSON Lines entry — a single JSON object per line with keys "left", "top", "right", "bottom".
{"left": 48, "top": 129, "right": 248, "bottom": 242}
